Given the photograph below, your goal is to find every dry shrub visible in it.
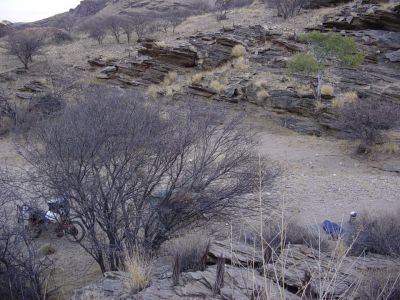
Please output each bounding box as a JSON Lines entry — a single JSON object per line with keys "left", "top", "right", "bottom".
{"left": 358, "top": 269, "right": 400, "bottom": 300}
{"left": 349, "top": 211, "right": 400, "bottom": 257}
{"left": 210, "top": 80, "right": 225, "bottom": 93}
{"left": 231, "top": 44, "right": 246, "bottom": 58}
{"left": 125, "top": 252, "right": 153, "bottom": 293}
{"left": 321, "top": 84, "right": 334, "bottom": 97}
{"left": 40, "top": 243, "right": 57, "bottom": 256}
{"left": 168, "top": 233, "right": 211, "bottom": 284}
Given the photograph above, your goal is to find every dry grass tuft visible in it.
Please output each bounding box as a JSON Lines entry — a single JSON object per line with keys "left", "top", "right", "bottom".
{"left": 234, "top": 57, "right": 250, "bottom": 72}
{"left": 332, "top": 91, "right": 358, "bottom": 108}
{"left": 321, "top": 84, "right": 334, "bottom": 97}
{"left": 371, "top": 142, "right": 400, "bottom": 155}
{"left": 125, "top": 252, "right": 153, "bottom": 293}
{"left": 155, "top": 41, "right": 167, "bottom": 48}
{"left": 163, "top": 71, "right": 178, "bottom": 86}
{"left": 210, "top": 80, "right": 225, "bottom": 93}
{"left": 315, "top": 100, "right": 324, "bottom": 111}
{"left": 231, "top": 44, "right": 246, "bottom": 58}
{"left": 147, "top": 84, "right": 161, "bottom": 99}
{"left": 168, "top": 233, "right": 211, "bottom": 285}
{"left": 191, "top": 73, "right": 204, "bottom": 84}
{"left": 256, "top": 89, "right": 270, "bottom": 100}
{"left": 254, "top": 79, "right": 268, "bottom": 89}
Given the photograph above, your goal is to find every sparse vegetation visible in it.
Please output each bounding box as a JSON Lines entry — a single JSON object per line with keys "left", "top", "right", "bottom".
{"left": 290, "top": 31, "right": 364, "bottom": 100}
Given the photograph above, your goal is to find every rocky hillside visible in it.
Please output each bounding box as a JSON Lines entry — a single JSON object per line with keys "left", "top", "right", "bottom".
{"left": 85, "top": 1, "right": 399, "bottom": 137}
{"left": 30, "top": 0, "right": 215, "bottom": 28}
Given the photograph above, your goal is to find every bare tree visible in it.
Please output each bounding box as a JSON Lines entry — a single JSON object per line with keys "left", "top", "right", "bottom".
{"left": 15, "top": 87, "right": 275, "bottom": 273}
{"left": 82, "top": 18, "right": 107, "bottom": 45}
{"left": 169, "top": 11, "right": 188, "bottom": 34}
{"left": 5, "top": 30, "right": 44, "bottom": 69}
{"left": 56, "top": 15, "right": 76, "bottom": 33}
{"left": 335, "top": 99, "right": 400, "bottom": 153}
{"left": 120, "top": 17, "right": 135, "bottom": 43}
{"left": 105, "top": 16, "right": 123, "bottom": 44}
{"left": 130, "top": 14, "right": 151, "bottom": 41}
{"left": 264, "top": 0, "right": 309, "bottom": 19}
{"left": 214, "top": 0, "right": 253, "bottom": 21}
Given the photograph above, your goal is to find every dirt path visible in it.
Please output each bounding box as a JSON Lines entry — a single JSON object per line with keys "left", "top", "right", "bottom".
{"left": 255, "top": 120, "right": 400, "bottom": 225}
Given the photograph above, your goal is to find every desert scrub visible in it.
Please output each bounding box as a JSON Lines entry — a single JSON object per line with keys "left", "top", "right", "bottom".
{"left": 287, "top": 53, "right": 320, "bottom": 76}
{"left": 321, "top": 84, "right": 334, "bottom": 97}
{"left": 231, "top": 44, "right": 246, "bottom": 58}
{"left": 125, "top": 252, "right": 153, "bottom": 292}
{"left": 40, "top": 243, "right": 57, "bottom": 255}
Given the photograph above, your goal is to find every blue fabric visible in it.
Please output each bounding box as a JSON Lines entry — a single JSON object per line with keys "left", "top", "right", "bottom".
{"left": 322, "top": 220, "right": 343, "bottom": 235}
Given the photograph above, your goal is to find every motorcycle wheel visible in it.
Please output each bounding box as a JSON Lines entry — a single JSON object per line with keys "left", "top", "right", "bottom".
{"left": 64, "top": 221, "right": 85, "bottom": 243}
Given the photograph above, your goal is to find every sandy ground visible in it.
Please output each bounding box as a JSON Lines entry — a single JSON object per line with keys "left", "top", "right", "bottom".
{"left": 254, "top": 119, "right": 400, "bottom": 225}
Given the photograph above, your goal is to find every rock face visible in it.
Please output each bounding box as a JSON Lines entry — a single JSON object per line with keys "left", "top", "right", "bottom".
{"left": 323, "top": 3, "right": 400, "bottom": 32}
{"left": 138, "top": 42, "right": 199, "bottom": 68}
{"left": 263, "top": 244, "right": 400, "bottom": 299}
{"left": 72, "top": 239, "right": 400, "bottom": 300}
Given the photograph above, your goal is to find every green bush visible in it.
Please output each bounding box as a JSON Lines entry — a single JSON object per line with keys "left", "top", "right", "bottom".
{"left": 287, "top": 53, "right": 321, "bottom": 76}
{"left": 299, "top": 31, "right": 364, "bottom": 67}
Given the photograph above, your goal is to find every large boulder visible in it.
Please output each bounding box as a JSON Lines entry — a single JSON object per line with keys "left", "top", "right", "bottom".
{"left": 138, "top": 42, "right": 198, "bottom": 68}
